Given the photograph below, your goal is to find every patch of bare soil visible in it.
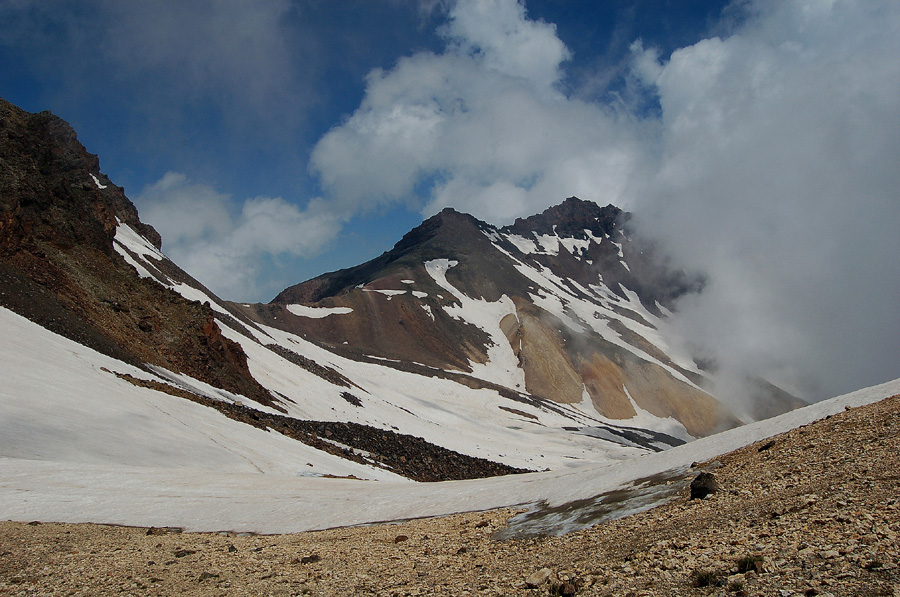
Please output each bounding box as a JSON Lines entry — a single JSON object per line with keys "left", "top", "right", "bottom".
{"left": 2, "top": 395, "right": 899, "bottom": 596}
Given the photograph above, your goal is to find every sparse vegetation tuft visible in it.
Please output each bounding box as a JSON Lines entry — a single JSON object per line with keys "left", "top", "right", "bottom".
{"left": 691, "top": 569, "right": 720, "bottom": 587}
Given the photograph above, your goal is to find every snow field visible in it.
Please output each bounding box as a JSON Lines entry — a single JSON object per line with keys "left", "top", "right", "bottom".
{"left": 0, "top": 307, "right": 403, "bottom": 481}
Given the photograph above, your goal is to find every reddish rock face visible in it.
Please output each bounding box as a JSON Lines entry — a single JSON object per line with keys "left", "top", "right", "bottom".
{"left": 0, "top": 97, "right": 275, "bottom": 409}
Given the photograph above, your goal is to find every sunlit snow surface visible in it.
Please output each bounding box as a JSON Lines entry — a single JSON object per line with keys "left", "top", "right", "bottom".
{"left": 286, "top": 304, "right": 354, "bottom": 318}
{"left": 0, "top": 307, "right": 403, "bottom": 482}
{"left": 1, "top": 306, "right": 897, "bottom": 534}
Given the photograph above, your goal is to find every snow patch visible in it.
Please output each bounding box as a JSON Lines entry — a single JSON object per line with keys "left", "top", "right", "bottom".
{"left": 504, "top": 234, "right": 538, "bottom": 255}
{"left": 169, "top": 283, "right": 232, "bottom": 316}
{"left": 113, "top": 220, "right": 166, "bottom": 280}
{"left": 535, "top": 234, "right": 560, "bottom": 256}
{"left": 558, "top": 235, "right": 591, "bottom": 257}
{"left": 89, "top": 173, "right": 107, "bottom": 189}
{"left": 113, "top": 220, "right": 164, "bottom": 263}
{"left": 363, "top": 289, "right": 407, "bottom": 298}
{"left": 286, "top": 304, "right": 354, "bottom": 318}
{"left": 424, "top": 259, "right": 525, "bottom": 391}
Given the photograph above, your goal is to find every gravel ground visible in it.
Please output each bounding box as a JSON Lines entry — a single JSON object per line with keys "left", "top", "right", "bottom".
{"left": 2, "top": 394, "right": 899, "bottom": 596}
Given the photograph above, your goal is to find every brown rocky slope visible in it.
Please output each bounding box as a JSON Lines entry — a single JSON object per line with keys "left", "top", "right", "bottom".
{"left": 0, "top": 97, "right": 276, "bottom": 408}
{"left": 259, "top": 200, "right": 746, "bottom": 438}
{"left": 2, "top": 393, "right": 897, "bottom": 596}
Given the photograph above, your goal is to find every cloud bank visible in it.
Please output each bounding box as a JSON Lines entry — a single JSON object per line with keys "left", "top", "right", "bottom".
{"left": 311, "top": 0, "right": 900, "bottom": 402}
{"left": 631, "top": 0, "right": 900, "bottom": 401}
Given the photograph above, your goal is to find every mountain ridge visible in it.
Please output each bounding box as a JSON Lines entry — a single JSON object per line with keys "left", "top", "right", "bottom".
{"left": 261, "top": 194, "right": 737, "bottom": 437}
{"left": 0, "top": 95, "right": 802, "bottom": 489}
{"left": 0, "top": 97, "right": 276, "bottom": 408}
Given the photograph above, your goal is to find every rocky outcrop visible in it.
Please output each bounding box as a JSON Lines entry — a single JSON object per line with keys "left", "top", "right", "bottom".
{"left": 503, "top": 196, "right": 624, "bottom": 238}
{"left": 0, "top": 97, "right": 275, "bottom": 408}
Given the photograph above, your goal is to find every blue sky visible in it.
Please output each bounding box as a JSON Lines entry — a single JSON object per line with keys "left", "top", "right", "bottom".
{"left": 2, "top": 0, "right": 899, "bottom": 400}
{"left": 0, "top": 0, "right": 731, "bottom": 299}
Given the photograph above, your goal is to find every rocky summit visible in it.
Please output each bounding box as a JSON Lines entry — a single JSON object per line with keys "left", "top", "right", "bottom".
{"left": 257, "top": 197, "right": 755, "bottom": 438}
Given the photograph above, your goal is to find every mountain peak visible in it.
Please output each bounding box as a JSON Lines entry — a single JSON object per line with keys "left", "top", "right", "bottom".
{"left": 502, "top": 197, "right": 625, "bottom": 238}
{"left": 273, "top": 206, "right": 491, "bottom": 304}
{"left": 0, "top": 97, "right": 161, "bottom": 253}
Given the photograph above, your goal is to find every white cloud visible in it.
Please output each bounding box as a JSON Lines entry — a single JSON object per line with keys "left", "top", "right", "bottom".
{"left": 138, "top": 173, "right": 341, "bottom": 301}
{"left": 310, "top": 0, "right": 651, "bottom": 223}
{"left": 441, "top": 0, "right": 571, "bottom": 89}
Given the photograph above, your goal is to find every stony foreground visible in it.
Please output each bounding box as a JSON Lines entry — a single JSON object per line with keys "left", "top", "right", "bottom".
{"left": 2, "top": 395, "right": 899, "bottom": 596}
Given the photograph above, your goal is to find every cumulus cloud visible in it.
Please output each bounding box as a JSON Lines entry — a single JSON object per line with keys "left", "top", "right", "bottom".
{"left": 310, "top": 0, "right": 654, "bottom": 223}
{"left": 311, "top": 0, "right": 900, "bottom": 403}
{"left": 441, "top": 0, "right": 571, "bottom": 89}
{"left": 138, "top": 173, "right": 341, "bottom": 301}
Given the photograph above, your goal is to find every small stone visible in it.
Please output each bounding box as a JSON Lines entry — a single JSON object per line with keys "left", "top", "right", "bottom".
{"left": 394, "top": 535, "right": 409, "bottom": 544}
{"left": 758, "top": 440, "right": 776, "bottom": 452}
{"left": 173, "top": 549, "right": 195, "bottom": 558}
{"left": 525, "top": 568, "right": 552, "bottom": 588}
{"left": 691, "top": 472, "right": 721, "bottom": 499}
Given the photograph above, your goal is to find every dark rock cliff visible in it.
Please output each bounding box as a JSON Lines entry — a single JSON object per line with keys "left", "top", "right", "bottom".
{"left": 0, "top": 97, "right": 276, "bottom": 408}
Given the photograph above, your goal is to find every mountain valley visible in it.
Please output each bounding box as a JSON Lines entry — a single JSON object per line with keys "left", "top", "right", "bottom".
{"left": 1, "top": 97, "right": 898, "bottom": 597}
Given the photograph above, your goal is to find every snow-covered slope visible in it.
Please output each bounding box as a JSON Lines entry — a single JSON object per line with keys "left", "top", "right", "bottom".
{"left": 0, "top": 307, "right": 402, "bottom": 481}
{"left": 1, "top": 333, "right": 895, "bottom": 533}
